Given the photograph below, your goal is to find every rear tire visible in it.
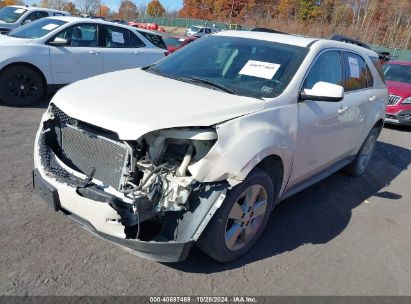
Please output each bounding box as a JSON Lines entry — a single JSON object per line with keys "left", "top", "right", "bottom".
{"left": 196, "top": 168, "right": 275, "bottom": 262}
{"left": 0, "top": 65, "right": 45, "bottom": 107}
{"left": 343, "top": 127, "right": 380, "bottom": 176}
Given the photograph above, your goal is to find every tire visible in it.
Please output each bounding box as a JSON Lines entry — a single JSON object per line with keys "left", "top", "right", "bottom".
{"left": 343, "top": 127, "right": 380, "bottom": 176}
{"left": 197, "top": 168, "right": 275, "bottom": 262}
{"left": 0, "top": 65, "right": 45, "bottom": 107}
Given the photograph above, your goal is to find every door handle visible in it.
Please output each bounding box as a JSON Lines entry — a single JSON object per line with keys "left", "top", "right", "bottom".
{"left": 369, "top": 95, "right": 377, "bottom": 102}
{"left": 89, "top": 50, "right": 99, "bottom": 55}
{"left": 337, "top": 105, "right": 349, "bottom": 114}
{"left": 134, "top": 50, "right": 142, "bottom": 54}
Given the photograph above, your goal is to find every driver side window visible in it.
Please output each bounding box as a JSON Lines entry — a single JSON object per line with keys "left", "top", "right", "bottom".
{"left": 55, "top": 24, "right": 98, "bottom": 47}
{"left": 23, "top": 11, "right": 48, "bottom": 23}
{"left": 303, "top": 51, "right": 343, "bottom": 90}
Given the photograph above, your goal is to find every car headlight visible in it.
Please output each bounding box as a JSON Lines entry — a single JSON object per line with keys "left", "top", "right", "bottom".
{"left": 143, "top": 128, "right": 218, "bottom": 166}
{"left": 402, "top": 97, "right": 411, "bottom": 104}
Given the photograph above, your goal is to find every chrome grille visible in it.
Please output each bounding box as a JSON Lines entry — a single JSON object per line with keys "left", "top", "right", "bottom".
{"left": 49, "top": 105, "right": 129, "bottom": 189}
{"left": 387, "top": 95, "right": 401, "bottom": 105}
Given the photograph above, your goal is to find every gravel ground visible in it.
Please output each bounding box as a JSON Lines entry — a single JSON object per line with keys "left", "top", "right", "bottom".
{"left": 0, "top": 99, "right": 410, "bottom": 296}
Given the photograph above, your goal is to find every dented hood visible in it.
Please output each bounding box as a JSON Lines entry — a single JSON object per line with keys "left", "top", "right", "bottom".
{"left": 52, "top": 69, "right": 266, "bottom": 140}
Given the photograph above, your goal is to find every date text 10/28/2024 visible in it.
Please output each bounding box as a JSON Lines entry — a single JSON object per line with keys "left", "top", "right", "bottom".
{"left": 149, "top": 297, "right": 258, "bottom": 303}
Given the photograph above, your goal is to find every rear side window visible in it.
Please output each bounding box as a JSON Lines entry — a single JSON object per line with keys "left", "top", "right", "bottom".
{"left": 302, "top": 51, "right": 343, "bottom": 90}
{"left": 369, "top": 56, "right": 385, "bottom": 83}
{"left": 104, "top": 25, "right": 145, "bottom": 48}
{"left": 138, "top": 30, "right": 167, "bottom": 49}
{"left": 343, "top": 52, "right": 373, "bottom": 91}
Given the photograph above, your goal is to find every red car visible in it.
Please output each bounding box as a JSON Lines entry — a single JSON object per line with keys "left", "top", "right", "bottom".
{"left": 383, "top": 61, "right": 411, "bottom": 126}
{"left": 163, "top": 36, "right": 198, "bottom": 54}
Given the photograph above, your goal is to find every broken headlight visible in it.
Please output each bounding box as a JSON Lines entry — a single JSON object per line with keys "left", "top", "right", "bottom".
{"left": 123, "top": 128, "right": 217, "bottom": 212}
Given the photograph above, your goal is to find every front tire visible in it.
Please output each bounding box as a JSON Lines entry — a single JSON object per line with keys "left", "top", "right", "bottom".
{"left": 0, "top": 65, "right": 45, "bottom": 107}
{"left": 197, "top": 168, "right": 275, "bottom": 262}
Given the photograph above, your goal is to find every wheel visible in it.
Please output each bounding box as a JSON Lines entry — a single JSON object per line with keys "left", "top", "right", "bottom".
{"left": 0, "top": 65, "right": 45, "bottom": 107}
{"left": 343, "top": 127, "right": 380, "bottom": 176}
{"left": 197, "top": 168, "right": 275, "bottom": 262}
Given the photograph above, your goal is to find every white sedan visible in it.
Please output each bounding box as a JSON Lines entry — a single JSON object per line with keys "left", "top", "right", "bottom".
{"left": 0, "top": 16, "right": 167, "bottom": 106}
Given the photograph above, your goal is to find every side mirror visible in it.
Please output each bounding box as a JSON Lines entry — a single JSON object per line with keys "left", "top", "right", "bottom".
{"left": 22, "top": 19, "right": 32, "bottom": 25}
{"left": 300, "top": 81, "right": 344, "bottom": 102}
{"left": 49, "top": 37, "right": 69, "bottom": 46}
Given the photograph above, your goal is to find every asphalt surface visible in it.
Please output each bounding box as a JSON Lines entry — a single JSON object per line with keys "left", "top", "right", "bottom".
{"left": 1, "top": 99, "right": 411, "bottom": 296}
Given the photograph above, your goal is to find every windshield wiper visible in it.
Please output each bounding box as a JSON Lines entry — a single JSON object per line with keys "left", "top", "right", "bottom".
{"left": 183, "top": 77, "right": 237, "bottom": 95}
{"left": 144, "top": 69, "right": 237, "bottom": 95}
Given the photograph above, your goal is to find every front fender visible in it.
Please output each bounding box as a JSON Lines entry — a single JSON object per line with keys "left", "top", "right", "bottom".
{"left": 0, "top": 46, "right": 52, "bottom": 84}
{"left": 188, "top": 103, "right": 298, "bottom": 194}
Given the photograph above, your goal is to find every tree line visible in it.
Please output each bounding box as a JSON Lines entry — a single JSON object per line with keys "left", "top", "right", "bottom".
{"left": 2, "top": 0, "right": 409, "bottom": 49}
{"left": 179, "top": 0, "right": 411, "bottom": 49}
{"left": 0, "top": 0, "right": 166, "bottom": 22}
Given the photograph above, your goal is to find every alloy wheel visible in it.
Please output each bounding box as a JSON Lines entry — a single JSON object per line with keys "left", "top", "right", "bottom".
{"left": 224, "top": 184, "right": 268, "bottom": 251}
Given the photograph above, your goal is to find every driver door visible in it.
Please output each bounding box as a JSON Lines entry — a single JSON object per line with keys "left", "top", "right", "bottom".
{"left": 290, "top": 50, "right": 351, "bottom": 186}
{"left": 48, "top": 24, "right": 103, "bottom": 84}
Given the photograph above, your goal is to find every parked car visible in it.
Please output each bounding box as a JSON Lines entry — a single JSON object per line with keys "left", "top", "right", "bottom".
{"left": 163, "top": 35, "right": 197, "bottom": 53}
{"left": 383, "top": 61, "right": 411, "bottom": 126}
{"left": 0, "top": 16, "right": 167, "bottom": 106}
{"left": 33, "top": 31, "right": 387, "bottom": 263}
{"left": 0, "top": 5, "right": 68, "bottom": 34}
{"left": 186, "top": 25, "right": 219, "bottom": 37}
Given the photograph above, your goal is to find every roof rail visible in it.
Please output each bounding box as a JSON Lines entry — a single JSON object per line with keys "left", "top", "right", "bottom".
{"left": 251, "top": 28, "right": 288, "bottom": 35}
{"left": 329, "top": 34, "right": 370, "bottom": 49}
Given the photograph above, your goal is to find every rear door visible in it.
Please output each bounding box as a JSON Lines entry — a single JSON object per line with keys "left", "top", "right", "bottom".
{"left": 49, "top": 23, "right": 103, "bottom": 84}
{"left": 101, "top": 25, "right": 148, "bottom": 73}
{"left": 339, "top": 51, "right": 375, "bottom": 150}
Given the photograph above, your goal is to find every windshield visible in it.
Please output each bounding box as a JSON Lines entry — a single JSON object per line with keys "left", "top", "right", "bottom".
{"left": 164, "top": 37, "right": 184, "bottom": 48}
{"left": 383, "top": 63, "right": 411, "bottom": 84}
{"left": 0, "top": 7, "right": 27, "bottom": 23}
{"left": 8, "top": 18, "right": 66, "bottom": 39}
{"left": 148, "top": 35, "right": 308, "bottom": 99}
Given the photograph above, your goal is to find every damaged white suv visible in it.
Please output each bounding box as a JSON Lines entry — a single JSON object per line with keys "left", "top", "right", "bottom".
{"left": 33, "top": 31, "right": 387, "bottom": 262}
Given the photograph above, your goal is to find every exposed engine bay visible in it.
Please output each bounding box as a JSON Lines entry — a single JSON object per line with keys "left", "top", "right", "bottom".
{"left": 38, "top": 104, "right": 223, "bottom": 241}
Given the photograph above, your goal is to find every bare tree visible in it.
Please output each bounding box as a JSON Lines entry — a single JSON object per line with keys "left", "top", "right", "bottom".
{"left": 76, "top": 0, "right": 101, "bottom": 15}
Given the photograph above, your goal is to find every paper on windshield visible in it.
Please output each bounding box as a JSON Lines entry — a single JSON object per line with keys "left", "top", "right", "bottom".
{"left": 239, "top": 60, "right": 281, "bottom": 80}
{"left": 14, "top": 9, "right": 25, "bottom": 14}
{"left": 348, "top": 57, "right": 360, "bottom": 78}
{"left": 111, "top": 31, "right": 125, "bottom": 43}
{"left": 42, "top": 24, "right": 59, "bottom": 31}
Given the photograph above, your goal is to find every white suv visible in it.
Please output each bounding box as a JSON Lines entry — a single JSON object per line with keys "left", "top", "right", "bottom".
{"left": 0, "top": 6, "right": 68, "bottom": 34}
{"left": 0, "top": 16, "right": 166, "bottom": 106}
{"left": 186, "top": 25, "right": 219, "bottom": 37}
{"left": 33, "top": 31, "right": 387, "bottom": 262}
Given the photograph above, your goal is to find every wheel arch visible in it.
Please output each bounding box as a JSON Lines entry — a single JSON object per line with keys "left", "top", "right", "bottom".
{"left": 373, "top": 118, "right": 384, "bottom": 134}
{"left": 0, "top": 62, "right": 48, "bottom": 90}
{"left": 255, "top": 154, "right": 284, "bottom": 203}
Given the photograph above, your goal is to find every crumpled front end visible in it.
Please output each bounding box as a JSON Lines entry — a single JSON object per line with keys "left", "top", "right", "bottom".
{"left": 33, "top": 104, "right": 227, "bottom": 262}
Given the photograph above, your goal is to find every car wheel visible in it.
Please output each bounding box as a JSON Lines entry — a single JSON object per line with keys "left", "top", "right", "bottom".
{"left": 343, "top": 127, "right": 380, "bottom": 176}
{"left": 0, "top": 65, "right": 45, "bottom": 107}
{"left": 197, "top": 168, "right": 275, "bottom": 262}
